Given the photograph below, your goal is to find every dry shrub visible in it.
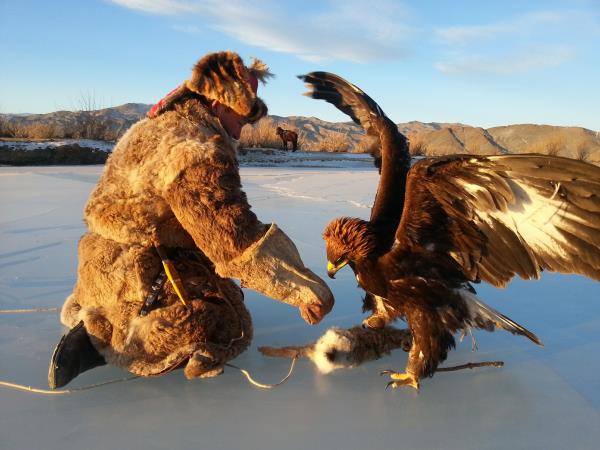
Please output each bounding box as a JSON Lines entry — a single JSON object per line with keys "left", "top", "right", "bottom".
{"left": 69, "top": 114, "right": 117, "bottom": 141}
{"left": 545, "top": 138, "right": 564, "bottom": 156}
{"left": 409, "top": 137, "right": 428, "bottom": 156}
{"left": 314, "top": 132, "right": 352, "bottom": 152}
{"left": 353, "top": 135, "right": 377, "bottom": 154}
{"left": 0, "top": 119, "right": 28, "bottom": 138}
{"left": 0, "top": 116, "right": 9, "bottom": 137}
{"left": 25, "top": 123, "right": 57, "bottom": 139}
{"left": 529, "top": 136, "right": 565, "bottom": 156}
{"left": 575, "top": 141, "right": 591, "bottom": 161}
{"left": 0, "top": 116, "right": 119, "bottom": 141}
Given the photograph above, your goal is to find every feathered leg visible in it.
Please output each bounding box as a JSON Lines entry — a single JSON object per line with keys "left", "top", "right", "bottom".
{"left": 382, "top": 310, "right": 455, "bottom": 391}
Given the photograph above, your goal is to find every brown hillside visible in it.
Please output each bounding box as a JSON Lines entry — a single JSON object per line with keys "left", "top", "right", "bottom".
{"left": 2, "top": 104, "right": 598, "bottom": 163}
{"left": 488, "top": 125, "right": 600, "bottom": 162}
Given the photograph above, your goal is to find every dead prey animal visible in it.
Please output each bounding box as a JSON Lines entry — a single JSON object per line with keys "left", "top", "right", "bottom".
{"left": 259, "top": 326, "right": 503, "bottom": 381}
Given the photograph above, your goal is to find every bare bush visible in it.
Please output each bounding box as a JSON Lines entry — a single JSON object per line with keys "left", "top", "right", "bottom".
{"left": 0, "top": 89, "right": 121, "bottom": 141}
{"left": 26, "top": 123, "right": 57, "bottom": 140}
{"left": 0, "top": 120, "right": 59, "bottom": 140}
{"left": 527, "top": 136, "right": 565, "bottom": 156}
{"left": 2, "top": 120, "right": 30, "bottom": 138}
{"left": 0, "top": 116, "right": 7, "bottom": 137}
{"left": 409, "top": 137, "right": 428, "bottom": 156}
{"left": 0, "top": 116, "right": 13, "bottom": 137}
{"left": 575, "top": 141, "right": 591, "bottom": 161}
{"left": 544, "top": 137, "right": 565, "bottom": 156}
{"left": 353, "top": 135, "right": 376, "bottom": 154}
{"left": 68, "top": 91, "right": 121, "bottom": 141}
{"left": 315, "top": 132, "right": 352, "bottom": 152}
{"left": 297, "top": 133, "right": 311, "bottom": 150}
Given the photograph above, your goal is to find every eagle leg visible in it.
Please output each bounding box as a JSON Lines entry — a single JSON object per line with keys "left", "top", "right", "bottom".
{"left": 362, "top": 313, "right": 388, "bottom": 329}
{"left": 381, "top": 370, "right": 419, "bottom": 390}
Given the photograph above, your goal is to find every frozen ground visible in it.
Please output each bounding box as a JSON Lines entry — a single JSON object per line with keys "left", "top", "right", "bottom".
{"left": 0, "top": 139, "right": 114, "bottom": 152}
{"left": 0, "top": 141, "right": 375, "bottom": 167}
{"left": 1, "top": 164, "right": 599, "bottom": 450}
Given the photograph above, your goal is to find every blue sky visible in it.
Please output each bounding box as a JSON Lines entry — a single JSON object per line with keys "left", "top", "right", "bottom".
{"left": 1, "top": 0, "right": 598, "bottom": 129}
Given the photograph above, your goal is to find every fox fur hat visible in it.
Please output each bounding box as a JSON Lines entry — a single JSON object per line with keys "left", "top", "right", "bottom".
{"left": 148, "top": 51, "right": 273, "bottom": 122}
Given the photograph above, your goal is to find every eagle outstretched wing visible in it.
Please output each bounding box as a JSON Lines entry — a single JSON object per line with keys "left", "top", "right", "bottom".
{"left": 299, "top": 71, "right": 411, "bottom": 253}
{"left": 394, "top": 154, "right": 600, "bottom": 287}
{"left": 298, "top": 71, "right": 386, "bottom": 138}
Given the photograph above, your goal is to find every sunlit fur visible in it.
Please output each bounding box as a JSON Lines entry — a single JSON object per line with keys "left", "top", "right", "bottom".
{"left": 323, "top": 217, "right": 377, "bottom": 264}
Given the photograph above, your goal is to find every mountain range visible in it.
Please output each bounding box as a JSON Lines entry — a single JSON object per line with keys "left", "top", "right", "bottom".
{"left": 1, "top": 103, "right": 598, "bottom": 163}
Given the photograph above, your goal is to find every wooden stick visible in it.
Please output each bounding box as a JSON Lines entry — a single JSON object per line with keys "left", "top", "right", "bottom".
{"left": 436, "top": 361, "right": 504, "bottom": 372}
{"left": 258, "top": 345, "right": 309, "bottom": 359}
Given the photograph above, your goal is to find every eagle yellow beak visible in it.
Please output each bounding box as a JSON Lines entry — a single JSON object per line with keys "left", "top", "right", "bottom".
{"left": 327, "top": 260, "right": 348, "bottom": 279}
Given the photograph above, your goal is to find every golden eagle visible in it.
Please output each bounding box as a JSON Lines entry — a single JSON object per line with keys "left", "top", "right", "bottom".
{"left": 298, "top": 72, "right": 600, "bottom": 390}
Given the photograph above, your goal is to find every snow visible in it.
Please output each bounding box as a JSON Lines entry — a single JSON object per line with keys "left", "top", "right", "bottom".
{"left": 238, "top": 148, "right": 375, "bottom": 168}
{"left": 0, "top": 139, "right": 114, "bottom": 152}
{"left": 1, "top": 164, "right": 600, "bottom": 450}
{"left": 0, "top": 141, "right": 376, "bottom": 166}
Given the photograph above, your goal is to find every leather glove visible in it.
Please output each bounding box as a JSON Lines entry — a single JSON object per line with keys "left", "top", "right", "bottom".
{"left": 215, "top": 224, "right": 334, "bottom": 324}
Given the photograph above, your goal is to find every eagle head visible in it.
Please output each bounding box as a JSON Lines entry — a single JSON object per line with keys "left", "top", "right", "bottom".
{"left": 322, "top": 217, "right": 376, "bottom": 278}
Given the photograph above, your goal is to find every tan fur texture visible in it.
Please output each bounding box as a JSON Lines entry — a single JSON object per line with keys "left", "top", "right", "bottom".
{"left": 61, "top": 75, "right": 333, "bottom": 377}
{"left": 62, "top": 233, "right": 252, "bottom": 377}
{"left": 247, "top": 57, "right": 274, "bottom": 83}
{"left": 259, "top": 326, "right": 412, "bottom": 373}
{"left": 186, "top": 51, "right": 272, "bottom": 118}
{"left": 63, "top": 98, "right": 261, "bottom": 377}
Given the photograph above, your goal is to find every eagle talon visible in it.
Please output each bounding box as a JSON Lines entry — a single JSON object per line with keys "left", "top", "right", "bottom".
{"left": 382, "top": 371, "right": 419, "bottom": 391}
{"left": 362, "top": 314, "right": 386, "bottom": 329}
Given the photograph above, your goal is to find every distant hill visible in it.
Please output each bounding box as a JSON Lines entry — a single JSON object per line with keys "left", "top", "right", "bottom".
{"left": 0, "top": 103, "right": 151, "bottom": 141}
{"left": 1, "top": 103, "right": 599, "bottom": 164}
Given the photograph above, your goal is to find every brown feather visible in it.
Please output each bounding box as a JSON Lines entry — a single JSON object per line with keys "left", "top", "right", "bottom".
{"left": 310, "top": 74, "right": 600, "bottom": 387}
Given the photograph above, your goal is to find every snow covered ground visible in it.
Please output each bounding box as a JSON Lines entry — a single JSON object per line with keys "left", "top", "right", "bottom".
{"left": 0, "top": 139, "right": 114, "bottom": 152}
{"left": 1, "top": 164, "right": 600, "bottom": 450}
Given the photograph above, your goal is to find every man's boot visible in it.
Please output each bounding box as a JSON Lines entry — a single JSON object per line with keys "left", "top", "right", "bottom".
{"left": 48, "top": 321, "right": 106, "bottom": 389}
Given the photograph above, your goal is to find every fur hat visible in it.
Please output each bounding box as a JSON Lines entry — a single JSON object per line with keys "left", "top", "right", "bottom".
{"left": 148, "top": 51, "right": 273, "bottom": 122}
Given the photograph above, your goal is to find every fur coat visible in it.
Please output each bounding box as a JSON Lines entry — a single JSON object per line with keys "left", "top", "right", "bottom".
{"left": 61, "top": 98, "right": 333, "bottom": 378}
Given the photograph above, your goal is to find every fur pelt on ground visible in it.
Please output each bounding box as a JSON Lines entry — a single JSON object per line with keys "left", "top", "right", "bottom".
{"left": 259, "top": 326, "right": 412, "bottom": 374}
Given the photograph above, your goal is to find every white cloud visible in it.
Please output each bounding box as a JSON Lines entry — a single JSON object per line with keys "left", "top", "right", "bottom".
{"left": 109, "top": 0, "right": 412, "bottom": 63}
{"left": 433, "top": 9, "right": 594, "bottom": 76}
{"left": 434, "top": 11, "right": 569, "bottom": 45}
{"left": 110, "top": 0, "right": 197, "bottom": 15}
{"left": 435, "top": 46, "right": 576, "bottom": 75}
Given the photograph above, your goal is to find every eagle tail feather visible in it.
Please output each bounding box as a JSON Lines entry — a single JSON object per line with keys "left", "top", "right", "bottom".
{"left": 462, "top": 292, "right": 543, "bottom": 347}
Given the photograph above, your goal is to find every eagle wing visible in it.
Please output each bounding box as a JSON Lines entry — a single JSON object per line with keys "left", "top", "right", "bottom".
{"left": 299, "top": 71, "right": 411, "bottom": 253}
{"left": 298, "top": 71, "right": 386, "bottom": 137}
{"left": 394, "top": 154, "right": 600, "bottom": 287}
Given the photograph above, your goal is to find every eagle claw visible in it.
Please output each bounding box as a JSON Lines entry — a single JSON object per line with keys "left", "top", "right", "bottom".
{"left": 362, "top": 314, "right": 386, "bottom": 329}
{"left": 381, "top": 370, "right": 419, "bottom": 391}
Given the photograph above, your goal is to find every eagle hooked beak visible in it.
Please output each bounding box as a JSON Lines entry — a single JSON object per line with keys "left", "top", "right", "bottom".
{"left": 327, "top": 259, "right": 348, "bottom": 279}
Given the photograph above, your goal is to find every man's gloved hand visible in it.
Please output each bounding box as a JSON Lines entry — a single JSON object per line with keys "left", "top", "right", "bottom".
{"left": 215, "top": 224, "right": 334, "bottom": 324}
